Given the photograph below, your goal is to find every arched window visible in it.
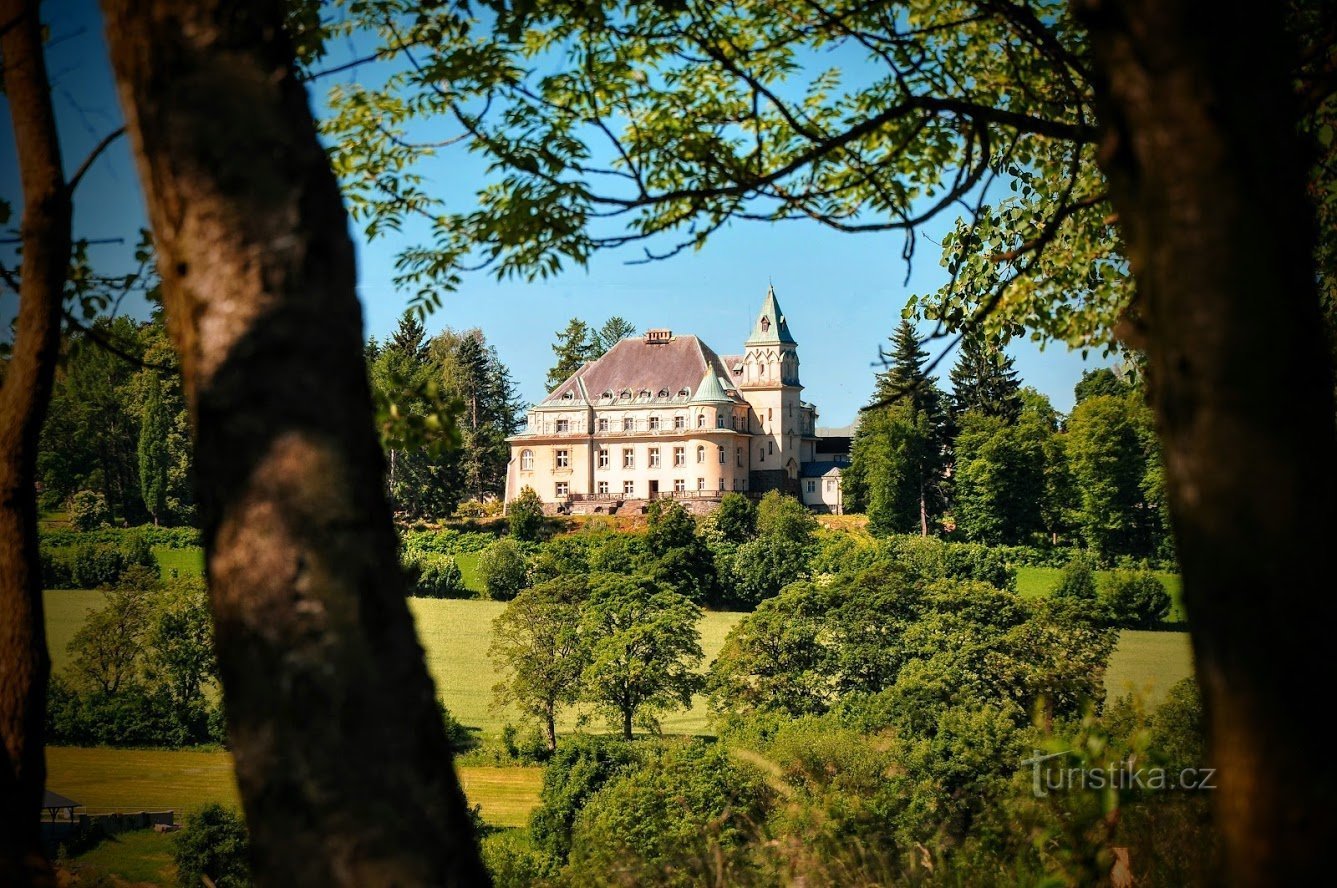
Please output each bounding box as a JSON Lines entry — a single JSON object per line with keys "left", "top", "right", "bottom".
{"left": 697, "top": 445, "right": 706, "bottom": 463}
{"left": 521, "top": 450, "right": 533, "bottom": 470}
{"left": 697, "top": 414, "right": 705, "bottom": 428}
{"left": 718, "top": 446, "right": 725, "bottom": 464}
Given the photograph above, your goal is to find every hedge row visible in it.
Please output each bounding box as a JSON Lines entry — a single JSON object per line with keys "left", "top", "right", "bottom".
{"left": 41, "top": 525, "right": 200, "bottom": 549}
{"left": 40, "top": 536, "right": 157, "bottom": 589}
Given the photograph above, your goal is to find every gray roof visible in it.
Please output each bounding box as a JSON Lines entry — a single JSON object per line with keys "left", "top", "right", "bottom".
{"left": 691, "top": 368, "right": 733, "bottom": 403}
{"left": 43, "top": 790, "right": 79, "bottom": 809}
{"left": 801, "top": 460, "right": 845, "bottom": 478}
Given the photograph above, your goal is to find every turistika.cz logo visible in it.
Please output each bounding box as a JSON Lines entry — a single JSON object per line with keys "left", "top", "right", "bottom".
{"left": 1020, "top": 749, "right": 1217, "bottom": 798}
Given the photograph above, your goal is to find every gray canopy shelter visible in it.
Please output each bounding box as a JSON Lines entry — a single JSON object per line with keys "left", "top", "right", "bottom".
{"left": 42, "top": 790, "right": 79, "bottom": 821}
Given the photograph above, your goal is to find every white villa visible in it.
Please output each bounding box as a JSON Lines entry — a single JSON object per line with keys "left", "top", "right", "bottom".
{"left": 504, "top": 286, "right": 847, "bottom": 514}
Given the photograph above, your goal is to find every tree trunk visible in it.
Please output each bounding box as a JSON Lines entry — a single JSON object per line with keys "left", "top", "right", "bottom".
{"left": 622, "top": 708, "right": 634, "bottom": 740}
{"left": 98, "top": 2, "right": 487, "bottom": 884}
{"left": 546, "top": 711, "right": 557, "bottom": 752}
{"left": 0, "top": 1, "right": 72, "bottom": 884}
{"left": 1081, "top": 1, "right": 1337, "bottom": 881}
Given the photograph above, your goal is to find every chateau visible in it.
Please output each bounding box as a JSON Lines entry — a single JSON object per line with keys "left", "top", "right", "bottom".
{"left": 504, "top": 287, "right": 845, "bottom": 514}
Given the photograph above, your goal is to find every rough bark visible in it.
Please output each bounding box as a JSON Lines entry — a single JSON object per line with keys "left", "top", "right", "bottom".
{"left": 98, "top": 2, "right": 488, "bottom": 884}
{"left": 1081, "top": 0, "right": 1337, "bottom": 881}
{"left": 0, "top": 1, "right": 71, "bottom": 884}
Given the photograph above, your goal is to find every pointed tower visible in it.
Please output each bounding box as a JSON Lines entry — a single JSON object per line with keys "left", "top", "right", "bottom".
{"left": 741, "top": 285, "right": 803, "bottom": 492}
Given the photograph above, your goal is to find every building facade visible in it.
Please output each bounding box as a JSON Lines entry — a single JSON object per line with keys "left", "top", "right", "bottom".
{"left": 505, "top": 287, "right": 837, "bottom": 514}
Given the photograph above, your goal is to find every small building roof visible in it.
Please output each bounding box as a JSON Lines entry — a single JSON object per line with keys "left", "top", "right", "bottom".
{"left": 43, "top": 790, "right": 79, "bottom": 809}
{"left": 801, "top": 460, "right": 845, "bottom": 478}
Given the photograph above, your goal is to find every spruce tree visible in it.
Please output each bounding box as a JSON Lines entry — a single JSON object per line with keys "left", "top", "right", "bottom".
{"left": 546, "top": 318, "right": 597, "bottom": 390}
{"left": 592, "top": 316, "right": 637, "bottom": 358}
{"left": 949, "top": 332, "right": 1022, "bottom": 421}
{"left": 389, "top": 310, "right": 428, "bottom": 359}
{"left": 852, "top": 320, "right": 949, "bottom": 535}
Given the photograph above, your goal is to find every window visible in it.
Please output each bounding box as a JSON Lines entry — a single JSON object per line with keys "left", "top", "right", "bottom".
{"left": 624, "top": 480, "right": 635, "bottom": 495}
{"left": 769, "top": 441, "right": 774, "bottom": 455}
{"left": 556, "top": 481, "right": 569, "bottom": 497}
{"left": 598, "top": 449, "right": 610, "bottom": 469}
{"left": 736, "top": 447, "right": 743, "bottom": 467}
{"left": 719, "top": 478, "right": 726, "bottom": 491}
{"left": 598, "top": 481, "right": 610, "bottom": 494}
{"left": 673, "top": 447, "right": 685, "bottom": 467}
{"left": 718, "top": 446, "right": 725, "bottom": 464}
{"left": 556, "top": 419, "right": 569, "bottom": 432}
{"left": 623, "top": 417, "right": 635, "bottom": 431}
{"left": 556, "top": 449, "right": 570, "bottom": 468}
{"left": 697, "top": 445, "right": 705, "bottom": 463}
{"left": 649, "top": 447, "right": 661, "bottom": 468}
{"left": 806, "top": 480, "right": 816, "bottom": 493}
{"left": 598, "top": 417, "right": 609, "bottom": 432}
{"left": 674, "top": 479, "right": 686, "bottom": 492}
{"left": 520, "top": 449, "right": 533, "bottom": 470}
{"left": 768, "top": 408, "right": 773, "bottom": 420}
{"left": 623, "top": 448, "right": 635, "bottom": 468}
{"left": 759, "top": 448, "right": 765, "bottom": 463}
{"left": 649, "top": 416, "right": 661, "bottom": 431}
{"left": 674, "top": 415, "right": 685, "bottom": 430}
{"left": 733, "top": 478, "right": 740, "bottom": 491}
{"left": 717, "top": 413, "right": 725, "bottom": 428}
{"left": 826, "top": 479, "right": 835, "bottom": 491}
{"left": 697, "top": 477, "right": 706, "bottom": 490}
{"left": 697, "top": 414, "right": 705, "bottom": 428}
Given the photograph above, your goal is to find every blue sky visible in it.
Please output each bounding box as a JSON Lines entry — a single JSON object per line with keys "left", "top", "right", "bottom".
{"left": 1, "top": 1, "right": 1109, "bottom": 427}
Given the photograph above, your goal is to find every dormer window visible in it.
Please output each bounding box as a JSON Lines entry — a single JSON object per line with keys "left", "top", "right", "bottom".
{"left": 678, "top": 387, "right": 691, "bottom": 397}
{"left": 602, "top": 390, "right": 614, "bottom": 400}
{"left": 760, "top": 316, "right": 771, "bottom": 333}
{"left": 562, "top": 391, "right": 574, "bottom": 400}
{"left": 657, "top": 388, "right": 669, "bottom": 398}
{"left": 620, "top": 389, "right": 631, "bottom": 400}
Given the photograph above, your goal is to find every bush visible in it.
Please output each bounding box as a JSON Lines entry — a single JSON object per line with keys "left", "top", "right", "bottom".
{"left": 508, "top": 486, "right": 546, "bottom": 542}
{"left": 1101, "top": 569, "right": 1172, "bottom": 629}
{"left": 400, "top": 527, "right": 494, "bottom": 558}
{"left": 482, "top": 830, "right": 547, "bottom": 888}
{"left": 410, "top": 554, "right": 468, "bottom": 598}
{"left": 70, "top": 543, "right": 128, "bottom": 589}
{"left": 529, "top": 734, "right": 642, "bottom": 869}
{"left": 68, "top": 490, "right": 111, "bottom": 531}
{"left": 1054, "top": 553, "right": 1100, "bottom": 601}
{"left": 565, "top": 740, "right": 771, "bottom": 887}
{"left": 479, "top": 538, "right": 529, "bottom": 600}
{"left": 173, "top": 804, "right": 250, "bottom": 888}
{"left": 41, "top": 526, "right": 201, "bottom": 549}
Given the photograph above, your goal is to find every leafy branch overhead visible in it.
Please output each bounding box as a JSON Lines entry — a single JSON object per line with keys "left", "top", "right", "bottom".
{"left": 316, "top": 0, "right": 1333, "bottom": 355}
{"left": 317, "top": 1, "right": 1101, "bottom": 346}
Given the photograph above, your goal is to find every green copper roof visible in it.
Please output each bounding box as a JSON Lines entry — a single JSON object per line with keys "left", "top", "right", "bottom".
{"left": 746, "top": 284, "right": 797, "bottom": 345}
{"left": 692, "top": 368, "right": 733, "bottom": 402}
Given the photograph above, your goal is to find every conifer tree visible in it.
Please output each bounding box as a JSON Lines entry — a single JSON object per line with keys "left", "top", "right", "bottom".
{"left": 592, "top": 316, "right": 637, "bottom": 358}
{"left": 949, "top": 333, "right": 1022, "bottom": 421}
{"left": 546, "top": 318, "right": 597, "bottom": 391}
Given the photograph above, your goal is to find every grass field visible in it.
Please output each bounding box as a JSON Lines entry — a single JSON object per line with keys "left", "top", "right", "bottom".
{"left": 67, "top": 828, "right": 176, "bottom": 887}
{"left": 153, "top": 545, "right": 205, "bottom": 579}
{"left": 1014, "top": 565, "right": 1185, "bottom": 621}
{"left": 45, "top": 746, "right": 542, "bottom": 830}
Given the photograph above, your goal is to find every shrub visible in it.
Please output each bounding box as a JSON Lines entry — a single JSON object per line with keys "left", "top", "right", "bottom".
{"left": 68, "top": 490, "right": 111, "bottom": 531}
{"left": 479, "top": 538, "right": 528, "bottom": 600}
{"left": 410, "top": 554, "right": 467, "bottom": 598}
{"left": 482, "top": 830, "right": 547, "bottom": 888}
{"left": 529, "top": 734, "right": 642, "bottom": 869}
{"left": 1053, "top": 553, "right": 1100, "bottom": 601}
{"left": 173, "top": 804, "right": 250, "bottom": 888}
{"left": 70, "top": 543, "right": 128, "bottom": 589}
{"left": 1101, "top": 569, "right": 1172, "bottom": 629}
{"left": 438, "top": 699, "right": 480, "bottom": 753}
{"left": 508, "top": 486, "right": 546, "bottom": 542}
{"left": 121, "top": 533, "right": 156, "bottom": 570}
{"left": 565, "top": 740, "right": 771, "bottom": 887}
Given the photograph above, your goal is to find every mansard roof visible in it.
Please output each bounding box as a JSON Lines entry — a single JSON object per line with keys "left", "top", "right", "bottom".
{"left": 540, "top": 333, "right": 744, "bottom": 408}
